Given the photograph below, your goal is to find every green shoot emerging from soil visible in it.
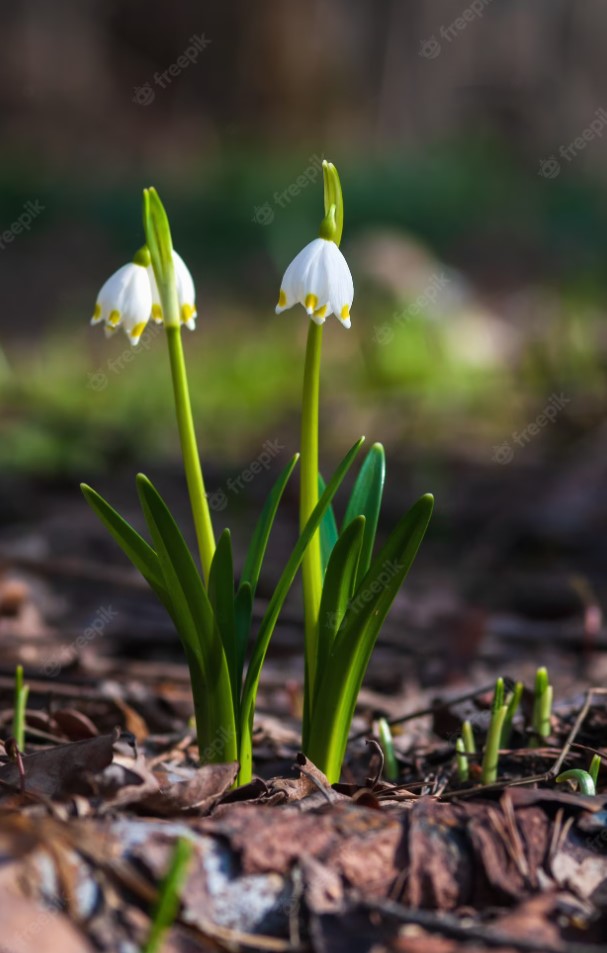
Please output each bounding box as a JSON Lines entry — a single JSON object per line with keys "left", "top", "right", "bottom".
{"left": 143, "top": 837, "right": 193, "bottom": 953}
{"left": 532, "top": 666, "right": 553, "bottom": 747}
{"left": 481, "top": 678, "right": 508, "bottom": 785}
{"left": 12, "top": 664, "right": 28, "bottom": 751}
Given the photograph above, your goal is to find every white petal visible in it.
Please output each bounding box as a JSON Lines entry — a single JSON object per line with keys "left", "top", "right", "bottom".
{"left": 325, "top": 242, "right": 354, "bottom": 328}
{"left": 95, "top": 263, "right": 134, "bottom": 326}
{"left": 93, "top": 262, "right": 152, "bottom": 344}
{"left": 173, "top": 251, "right": 196, "bottom": 314}
{"left": 276, "top": 238, "right": 324, "bottom": 313}
{"left": 147, "top": 252, "right": 197, "bottom": 327}
{"left": 147, "top": 266, "right": 164, "bottom": 323}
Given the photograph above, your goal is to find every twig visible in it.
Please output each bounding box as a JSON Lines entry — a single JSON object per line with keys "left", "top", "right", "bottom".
{"left": 349, "top": 682, "right": 496, "bottom": 743}
{"left": 355, "top": 895, "right": 602, "bottom": 953}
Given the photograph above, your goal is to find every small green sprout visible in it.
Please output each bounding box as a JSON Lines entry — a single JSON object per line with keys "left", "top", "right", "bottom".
{"left": 500, "top": 680, "right": 523, "bottom": 748}
{"left": 481, "top": 677, "right": 508, "bottom": 785}
{"left": 143, "top": 838, "right": 193, "bottom": 953}
{"left": 377, "top": 718, "right": 398, "bottom": 782}
{"left": 455, "top": 737, "right": 469, "bottom": 782}
{"left": 589, "top": 754, "right": 601, "bottom": 790}
{"left": 556, "top": 769, "right": 596, "bottom": 796}
{"left": 531, "top": 667, "right": 553, "bottom": 747}
{"left": 462, "top": 719, "right": 476, "bottom": 754}
{"left": 12, "top": 665, "right": 29, "bottom": 751}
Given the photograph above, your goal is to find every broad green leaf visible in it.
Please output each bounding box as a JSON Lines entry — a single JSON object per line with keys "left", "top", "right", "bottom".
{"left": 208, "top": 530, "right": 238, "bottom": 711}
{"left": 343, "top": 443, "right": 385, "bottom": 587}
{"left": 234, "top": 581, "right": 253, "bottom": 689}
{"left": 318, "top": 473, "right": 339, "bottom": 575}
{"left": 241, "top": 454, "right": 299, "bottom": 598}
{"left": 81, "top": 483, "right": 168, "bottom": 602}
{"left": 308, "top": 492, "right": 434, "bottom": 782}
{"left": 316, "top": 516, "right": 365, "bottom": 678}
{"left": 136, "top": 474, "right": 237, "bottom": 762}
{"left": 238, "top": 437, "right": 365, "bottom": 784}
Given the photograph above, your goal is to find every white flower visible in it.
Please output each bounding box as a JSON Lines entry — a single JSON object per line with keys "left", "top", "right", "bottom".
{"left": 148, "top": 250, "right": 197, "bottom": 330}
{"left": 91, "top": 262, "right": 152, "bottom": 345}
{"left": 275, "top": 237, "right": 353, "bottom": 328}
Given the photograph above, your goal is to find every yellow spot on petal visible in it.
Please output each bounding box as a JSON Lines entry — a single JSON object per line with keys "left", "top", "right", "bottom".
{"left": 340, "top": 305, "right": 350, "bottom": 321}
{"left": 314, "top": 305, "right": 328, "bottom": 319}
{"left": 130, "top": 322, "right": 146, "bottom": 340}
{"left": 93, "top": 303, "right": 101, "bottom": 320}
{"left": 151, "top": 303, "right": 163, "bottom": 323}
{"left": 108, "top": 309, "right": 121, "bottom": 327}
{"left": 304, "top": 293, "right": 319, "bottom": 313}
{"left": 181, "top": 304, "right": 196, "bottom": 324}
{"left": 278, "top": 289, "right": 287, "bottom": 308}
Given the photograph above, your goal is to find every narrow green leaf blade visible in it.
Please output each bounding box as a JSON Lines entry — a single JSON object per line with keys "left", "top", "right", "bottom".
{"left": 318, "top": 473, "right": 339, "bottom": 575}
{"left": 234, "top": 581, "right": 253, "bottom": 688}
{"left": 316, "top": 515, "right": 365, "bottom": 677}
{"left": 238, "top": 437, "right": 365, "bottom": 784}
{"left": 81, "top": 483, "right": 167, "bottom": 599}
{"left": 308, "top": 492, "right": 434, "bottom": 781}
{"left": 343, "top": 442, "right": 385, "bottom": 586}
{"left": 241, "top": 454, "right": 299, "bottom": 598}
{"left": 208, "top": 529, "right": 238, "bottom": 711}
{"left": 136, "top": 474, "right": 237, "bottom": 761}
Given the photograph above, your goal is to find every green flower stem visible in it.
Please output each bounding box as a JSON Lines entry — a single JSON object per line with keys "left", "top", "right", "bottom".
{"left": 301, "top": 320, "right": 324, "bottom": 713}
{"left": 165, "top": 325, "right": 215, "bottom": 583}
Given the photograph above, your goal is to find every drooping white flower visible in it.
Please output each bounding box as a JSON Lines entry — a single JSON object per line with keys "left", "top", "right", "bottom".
{"left": 148, "top": 250, "right": 197, "bottom": 330}
{"left": 91, "top": 262, "right": 152, "bottom": 345}
{"left": 275, "top": 237, "right": 353, "bottom": 328}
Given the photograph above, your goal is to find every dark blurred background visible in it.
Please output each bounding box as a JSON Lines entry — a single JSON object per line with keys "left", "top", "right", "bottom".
{"left": 2, "top": 0, "right": 607, "bottom": 689}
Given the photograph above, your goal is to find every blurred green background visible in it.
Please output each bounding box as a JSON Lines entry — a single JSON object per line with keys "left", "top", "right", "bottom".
{"left": 1, "top": 0, "right": 606, "bottom": 478}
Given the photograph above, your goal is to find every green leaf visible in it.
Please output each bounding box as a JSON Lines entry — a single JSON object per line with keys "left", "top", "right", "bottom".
{"left": 556, "top": 769, "right": 596, "bottom": 796}
{"left": 81, "top": 483, "right": 168, "bottom": 602}
{"left": 343, "top": 443, "right": 385, "bottom": 587}
{"left": 317, "top": 516, "right": 365, "bottom": 677}
{"left": 241, "top": 454, "right": 299, "bottom": 598}
{"left": 318, "top": 473, "right": 339, "bottom": 574}
{"left": 234, "top": 581, "right": 253, "bottom": 689}
{"left": 308, "top": 492, "right": 434, "bottom": 782}
{"left": 238, "top": 437, "right": 365, "bottom": 784}
{"left": 136, "top": 474, "right": 237, "bottom": 762}
{"left": 208, "top": 530, "right": 238, "bottom": 711}
{"left": 143, "top": 838, "right": 193, "bottom": 953}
